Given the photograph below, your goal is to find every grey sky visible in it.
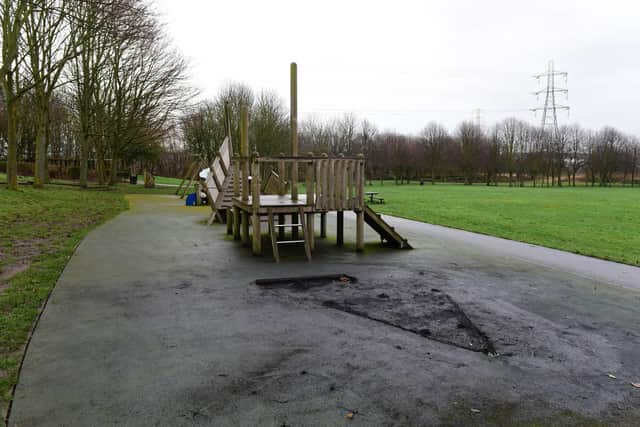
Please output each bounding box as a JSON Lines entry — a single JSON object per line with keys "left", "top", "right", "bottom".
{"left": 155, "top": 0, "right": 639, "bottom": 135}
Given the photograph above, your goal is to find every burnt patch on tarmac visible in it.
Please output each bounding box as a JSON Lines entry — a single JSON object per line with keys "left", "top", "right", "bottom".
{"left": 257, "top": 276, "right": 495, "bottom": 354}
{"left": 255, "top": 274, "right": 357, "bottom": 291}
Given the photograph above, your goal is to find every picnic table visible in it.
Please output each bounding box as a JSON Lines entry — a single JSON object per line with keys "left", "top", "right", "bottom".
{"left": 365, "top": 191, "right": 384, "bottom": 204}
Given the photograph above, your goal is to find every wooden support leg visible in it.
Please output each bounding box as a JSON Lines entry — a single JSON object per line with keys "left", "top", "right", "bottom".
{"left": 226, "top": 208, "right": 233, "bottom": 235}
{"left": 278, "top": 214, "right": 285, "bottom": 240}
{"left": 307, "top": 213, "right": 315, "bottom": 250}
{"left": 207, "top": 211, "right": 216, "bottom": 226}
{"left": 233, "top": 207, "right": 241, "bottom": 240}
{"left": 299, "top": 207, "right": 311, "bottom": 261}
{"left": 241, "top": 211, "right": 249, "bottom": 246}
{"left": 356, "top": 210, "right": 364, "bottom": 252}
{"left": 337, "top": 211, "right": 344, "bottom": 246}
{"left": 292, "top": 213, "right": 299, "bottom": 240}
{"left": 268, "top": 209, "right": 279, "bottom": 262}
{"left": 252, "top": 211, "right": 261, "bottom": 255}
{"left": 320, "top": 213, "right": 327, "bottom": 238}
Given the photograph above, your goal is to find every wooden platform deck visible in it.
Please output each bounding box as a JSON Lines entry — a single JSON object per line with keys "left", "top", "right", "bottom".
{"left": 234, "top": 195, "right": 319, "bottom": 215}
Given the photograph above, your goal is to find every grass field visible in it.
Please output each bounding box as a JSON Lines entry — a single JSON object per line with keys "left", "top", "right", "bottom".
{"left": 0, "top": 182, "right": 166, "bottom": 417}
{"left": 367, "top": 182, "right": 640, "bottom": 266}
{"left": 136, "top": 175, "right": 182, "bottom": 186}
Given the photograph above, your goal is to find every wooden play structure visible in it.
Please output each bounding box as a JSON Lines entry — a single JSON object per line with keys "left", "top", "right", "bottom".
{"left": 204, "top": 63, "right": 411, "bottom": 261}
{"left": 175, "top": 155, "right": 207, "bottom": 199}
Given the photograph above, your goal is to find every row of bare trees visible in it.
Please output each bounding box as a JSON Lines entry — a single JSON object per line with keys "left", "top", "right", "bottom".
{"left": 179, "top": 92, "right": 639, "bottom": 187}
{"left": 297, "top": 115, "right": 639, "bottom": 187}
{"left": 0, "top": 0, "right": 191, "bottom": 189}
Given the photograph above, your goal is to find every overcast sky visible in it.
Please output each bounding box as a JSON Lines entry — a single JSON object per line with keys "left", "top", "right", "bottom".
{"left": 154, "top": 0, "right": 639, "bottom": 135}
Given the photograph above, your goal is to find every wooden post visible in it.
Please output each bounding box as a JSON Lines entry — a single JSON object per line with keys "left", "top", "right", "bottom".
{"left": 337, "top": 211, "right": 344, "bottom": 246}
{"left": 292, "top": 211, "right": 299, "bottom": 240}
{"left": 234, "top": 206, "right": 241, "bottom": 240}
{"left": 278, "top": 154, "right": 286, "bottom": 196}
{"left": 251, "top": 154, "right": 262, "bottom": 255}
{"left": 278, "top": 214, "right": 285, "bottom": 240}
{"left": 195, "top": 183, "right": 201, "bottom": 205}
{"left": 240, "top": 105, "right": 249, "bottom": 202}
{"left": 242, "top": 212, "right": 249, "bottom": 245}
{"left": 356, "top": 210, "right": 364, "bottom": 251}
{"left": 290, "top": 62, "right": 298, "bottom": 201}
{"left": 240, "top": 104, "right": 251, "bottom": 246}
{"left": 306, "top": 157, "right": 315, "bottom": 249}
{"left": 226, "top": 208, "right": 233, "bottom": 235}
{"left": 233, "top": 154, "right": 240, "bottom": 240}
{"left": 278, "top": 154, "right": 286, "bottom": 240}
{"left": 356, "top": 154, "right": 365, "bottom": 251}
{"left": 320, "top": 213, "right": 327, "bottom": 238}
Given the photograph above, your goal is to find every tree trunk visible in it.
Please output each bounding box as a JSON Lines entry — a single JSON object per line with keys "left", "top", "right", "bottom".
{"left": 96, "top": 155, "right": 105, "bottom": 186}
{"left": 6, "top": 99, "right": 19, "bottom": 190}
{"left": 109, "top": 154, "right": 118, "bottom": 185}
{"left": 79, "top": 131, "right": 89, "bottom": 187}
{"left": 34, "top": 107, "right": 49, "bottom": 188}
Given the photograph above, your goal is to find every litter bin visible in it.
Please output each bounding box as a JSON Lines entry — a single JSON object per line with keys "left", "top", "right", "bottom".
{"left": 129, "top": 175, "right": 138, "bottom": 185}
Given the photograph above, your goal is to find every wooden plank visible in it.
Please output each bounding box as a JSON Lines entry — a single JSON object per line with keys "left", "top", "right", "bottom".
{"left": 299, "top": 206, "right": 311, "bottom": 261}
{"left": 218, "top": 137, "right": 230, "bottom": 176}
{"left": 268, "top": 209, "right": 279, "bottom": 262}
{"left": 346, "top": 160, "right": 353, "bottom": 210}
{"left": 305, "top": 162, "right": 314, "bottom": 206}
{"left": 335, "top": 159, "right": 343, "bottom": 211}
{"left": 175, "top": 162, "right": 195, "bottom": 195}
{"left": 240, "top": 106, "right": 249, "bottom": 202}
{"left": 314, "top": 159, "right": 322, "bottom": 209}
{"left": 291, "top": 160, "right": 298, "bottom": 201}
{"left": 278, "top": 158, "right": 286, "bottom": 196}
{"left": 328, "top": 159, "right": 335, "bottom": 210}
{"left": 251, "top": 159, "right": 262, "bottom": 255}
{"left": 233, "top": 158, "right": 240, "bottom": 197}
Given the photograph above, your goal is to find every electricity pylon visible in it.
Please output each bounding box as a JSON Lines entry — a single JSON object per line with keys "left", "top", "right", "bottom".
{"left": 531, "top": 60, "right": 569, "bottom": 135}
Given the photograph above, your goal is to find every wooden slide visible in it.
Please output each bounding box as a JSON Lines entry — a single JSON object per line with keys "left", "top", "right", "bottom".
{"left": 363, "top": 205, "right": 412, "bottom": 249}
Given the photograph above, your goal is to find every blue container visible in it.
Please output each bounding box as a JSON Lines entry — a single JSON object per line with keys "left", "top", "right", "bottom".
{"left": 185, "top": 192, "right": 197, "bottom": 206}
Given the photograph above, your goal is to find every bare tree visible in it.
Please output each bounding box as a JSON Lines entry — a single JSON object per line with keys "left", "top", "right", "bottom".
{"left": 567, "top": 124, "right": 585, "bottom": 186}
{"left": 1, "top": 0, "right": 32, "bottom": 189}
{"left": 457, "top": 121, "right": 483, "bottom": 185}
{"left": 420, "top": 121, "right": 448, "bottom": 184}
{"left": 24, "top": 0, "right": 82, "bottom": 187}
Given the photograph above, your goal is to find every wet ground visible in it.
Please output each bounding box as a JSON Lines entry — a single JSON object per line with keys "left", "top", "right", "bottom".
{"left": 9, "top": 194, "right": 640, "bottom": 426}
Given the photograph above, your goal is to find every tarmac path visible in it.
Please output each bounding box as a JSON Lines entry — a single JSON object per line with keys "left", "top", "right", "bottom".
{"left": 9, "top": 194, "right": 640, "bottom": 426}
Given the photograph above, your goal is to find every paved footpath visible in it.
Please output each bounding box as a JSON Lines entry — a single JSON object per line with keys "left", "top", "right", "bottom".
{"left": 10, "top": 195, "right": 640, "bottom": 426}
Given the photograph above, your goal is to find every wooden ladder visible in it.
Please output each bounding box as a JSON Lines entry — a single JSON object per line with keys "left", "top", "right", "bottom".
{"left": 267, "top": 207, "right": 311, "bottom": 262}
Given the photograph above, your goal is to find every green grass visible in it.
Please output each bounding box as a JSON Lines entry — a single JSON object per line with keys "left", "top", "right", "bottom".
{"left": 367, "top": 182, "right": 640, "bottom": 266}
{"left": 0, "top": 185, "right": 128, "bottom": 418}
{"left": 136, "top": 175, "right": 182, "bottom": 186}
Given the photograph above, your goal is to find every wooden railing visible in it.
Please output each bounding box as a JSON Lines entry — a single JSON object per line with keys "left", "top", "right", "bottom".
{"left": 233, "top": 154, "right": 365, "bottom": 212}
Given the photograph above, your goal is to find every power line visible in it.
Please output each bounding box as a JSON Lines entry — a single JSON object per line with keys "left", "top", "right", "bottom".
{"left": 531, "top": 60, "right": 569, "bottom": 134}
